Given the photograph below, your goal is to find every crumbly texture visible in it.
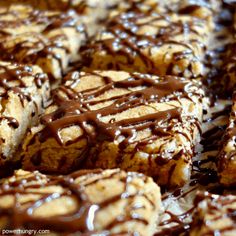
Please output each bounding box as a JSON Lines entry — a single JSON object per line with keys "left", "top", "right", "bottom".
{"left": 0, "top": 61, "right": 50, "bottom": 166}
{"left": 217, "top": 93, "right": 236, "bottom": 186}
{"left": 20, "top": 70, "right": 206, "bottom": 187}
{"left": 0, "top": 5, "right": 87, "bottom": 81}
{"left": 81, "top": 8, "right": 213, "bottom": 79}
{"left": 190, "top": 192, "right": 236, "bottom": 236}
{"left": 0, "top": 168, "right": 162, "bottom": 236}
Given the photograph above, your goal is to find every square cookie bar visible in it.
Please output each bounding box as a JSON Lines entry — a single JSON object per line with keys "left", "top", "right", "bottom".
{"left": 113, "top": 0, "right": 219, "bottom": 25}
{"left": 0, "top": 168, "right": 161, "bottom": 236}
{"left": 82, "top": 10, "right": 212, "bottom": 79}
{"left": 190, "top": 192, "right": 236, "bottom": 236}
{"left": 0, "top": 0, "right": 121, "bottom": 17}
{"left": 217, "top": 93, "right": 236, "bottom": 186}
{"left": 0, "top": 61, "right": 50, "bottom": 165}
{"left": 0, "top": 0, "right": 122, "bottom": 36}
{"left": 0, "top": 5, "right": 87, "bottom": 81}
{"left": 21, "top": 70, "right": 206, "bottom": 187}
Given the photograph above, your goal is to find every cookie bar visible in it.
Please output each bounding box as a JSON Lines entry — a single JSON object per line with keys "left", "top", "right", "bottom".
{"left": 0, "top": 168, "right": 161, "bottom": 236}
{"left": 114, "top": 0, "right": 219, "bottom": 24}
{"left": 217, "top": 93, "right": 236, "bottom": 186}
{"left": 190, "top": 192, "right": 236, "bottom": 236}
{"left": 82, "top": 10, "right": 212, "bottom": 79}
{"left": 21, "top": 70, "right": 205, "bottom": 187}
{"left": 0, "top": 0, "right": 121, "bottom": 16}
{"left": 0, "top": 0, "right": 122, "bottom": 36}
{"left": 0, "top": 61, "right": 50, "bottom": 166}
{"left": 0, "top": 5, "right": 87, "bottom": 81}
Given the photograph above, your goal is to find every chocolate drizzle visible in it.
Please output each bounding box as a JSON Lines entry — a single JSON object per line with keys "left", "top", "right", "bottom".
{"left": 0, "top": 117, "right": 19, "bottom": 129}
{"left": 156, "top": 208, "right": 194, "bottom": 236}
{"left": 82, "top": 10, "right": 207, "bottom": 77}
{"left": 0, "top": 169, "right": 154, "bottom": 234}
{"left": 0, "top": 63, "right": 45, "bottom": 93}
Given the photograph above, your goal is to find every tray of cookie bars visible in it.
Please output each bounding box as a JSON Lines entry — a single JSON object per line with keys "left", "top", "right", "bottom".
{"left": 0, "top": 0, "right": 235, "bottom": 235}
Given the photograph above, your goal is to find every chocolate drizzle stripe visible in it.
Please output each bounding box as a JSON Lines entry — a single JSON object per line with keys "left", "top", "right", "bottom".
{"left": 0, "top": 117, "right": 19, "bottom": 129}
